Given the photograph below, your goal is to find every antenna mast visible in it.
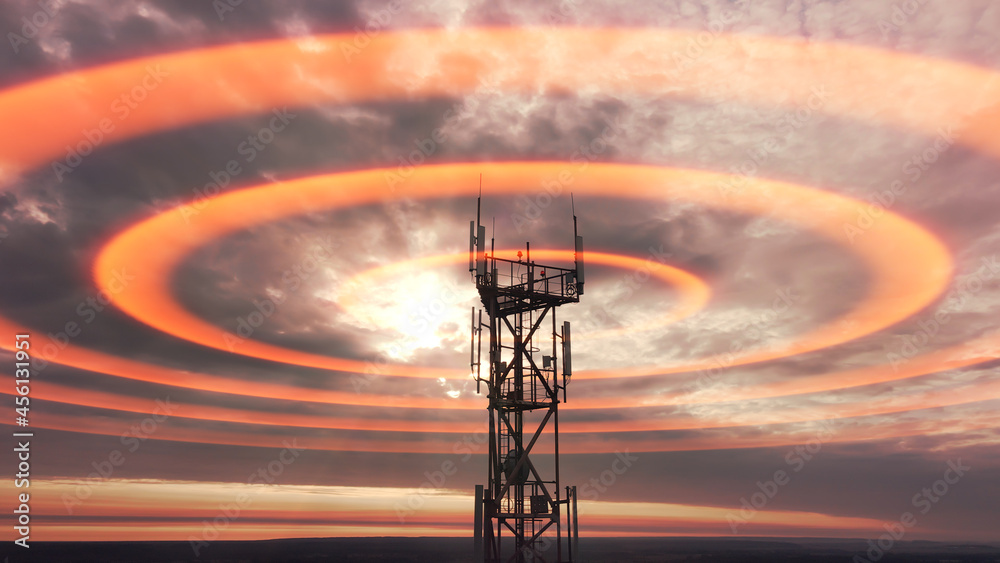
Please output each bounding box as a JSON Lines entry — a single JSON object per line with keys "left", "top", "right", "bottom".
{"left": 471, "top": 182, "right": 583, "bottom": 563}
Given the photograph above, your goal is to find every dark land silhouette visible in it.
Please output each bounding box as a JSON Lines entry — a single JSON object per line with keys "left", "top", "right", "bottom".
{"left": 3, "top": 537, "right": 1000, "bottom": 562}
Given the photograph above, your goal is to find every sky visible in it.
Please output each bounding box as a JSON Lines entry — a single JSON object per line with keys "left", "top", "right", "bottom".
{"left": 1, "top": 0, "right": 1000, "bottom": 553}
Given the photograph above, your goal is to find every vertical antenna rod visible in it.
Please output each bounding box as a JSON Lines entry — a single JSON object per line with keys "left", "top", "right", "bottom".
{"left": 477, "top": 173, "right": 483, "bottom": 231}
{"left": 572, "top": 193, "right": 585, "bottom": 296}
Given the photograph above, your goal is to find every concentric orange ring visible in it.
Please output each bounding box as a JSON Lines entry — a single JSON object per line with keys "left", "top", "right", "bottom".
{"left": 10, "top": 376, "right": 999, "bottom": 436}
{"left": 93, "top": 162, "right": 952, "bottom": 380}
{"left": 3, "top": 28, "right": 1000, "bottom": 180}
{"left": 336, "top": 249, "right": 711, "bottom": 343}
{"left": 1, "top": 28, "right": 998, "bottom": 452}
{"left": 25, "top": 401, "right": 1000, "bottom": 454}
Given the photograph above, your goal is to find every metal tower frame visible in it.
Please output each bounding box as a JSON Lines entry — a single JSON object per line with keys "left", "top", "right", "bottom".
{"left": 470, "top": 185, "right": 584, "bottom": 563}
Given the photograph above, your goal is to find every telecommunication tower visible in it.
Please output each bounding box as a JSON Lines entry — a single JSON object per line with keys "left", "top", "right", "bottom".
{"left": 470, "top": 181, "right": 584, "bottom": 563}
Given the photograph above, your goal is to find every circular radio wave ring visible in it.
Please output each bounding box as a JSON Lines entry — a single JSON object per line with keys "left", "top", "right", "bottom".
{"left": 321, "top": 249, "right": 711, "bottom": 344}
{"left": 3, "top": 27, "right": 1000, "bottom": 452}
{"left": 94, "top": 162, "right": 952, "bottom": 381}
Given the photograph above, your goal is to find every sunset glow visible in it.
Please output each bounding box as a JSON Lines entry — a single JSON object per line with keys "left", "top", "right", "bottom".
{"left": 3, "top": 6, "right": 999, "bottom": 553}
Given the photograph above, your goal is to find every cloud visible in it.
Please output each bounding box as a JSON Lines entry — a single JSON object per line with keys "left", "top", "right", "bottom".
{"left": 3, "top": 0, "right": 1000, "bottom": 543}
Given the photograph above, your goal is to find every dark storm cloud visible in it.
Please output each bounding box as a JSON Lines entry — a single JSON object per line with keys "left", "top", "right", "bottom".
{"left": 0, "top": 0, "right": 360, "bottom": 87}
